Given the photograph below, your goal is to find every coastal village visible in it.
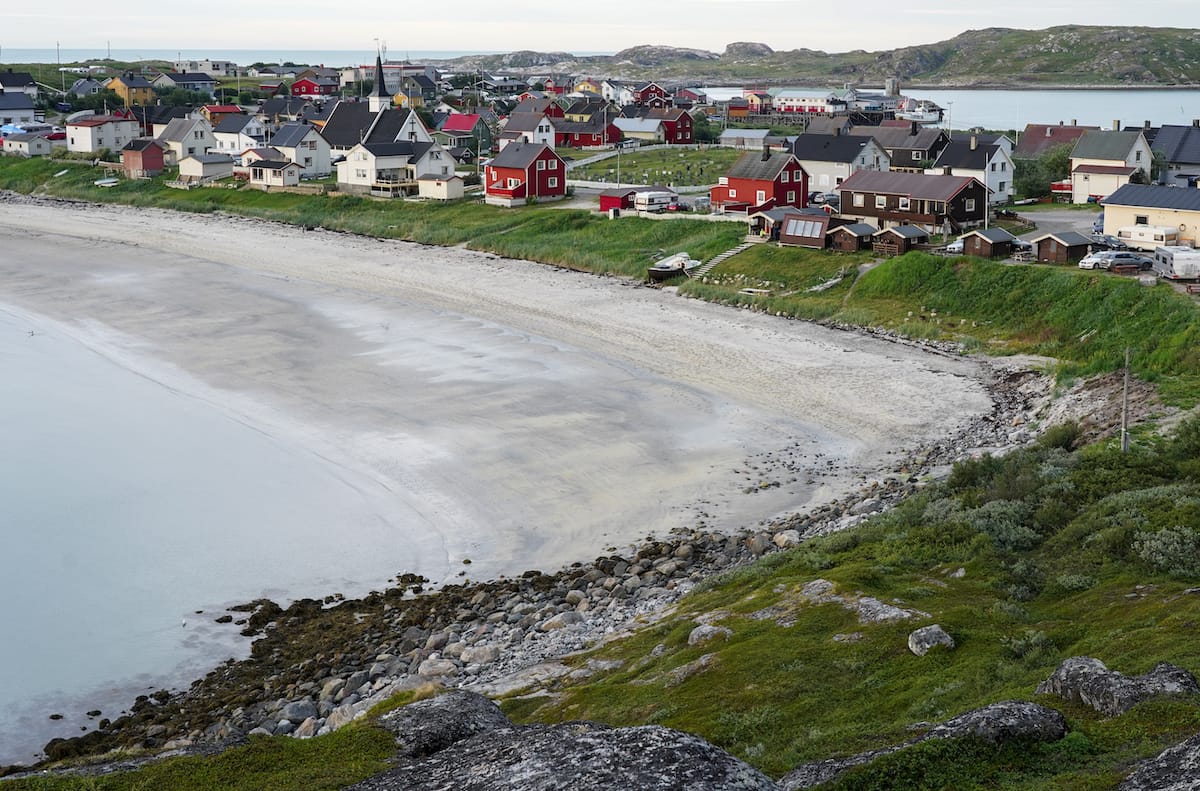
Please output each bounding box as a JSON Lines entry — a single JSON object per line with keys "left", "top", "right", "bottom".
{"left": 7, "top": 37, "right": 1200, "bottom": 791}
{"left": 4, "top": 55, "right": 1200, "bottom": 280}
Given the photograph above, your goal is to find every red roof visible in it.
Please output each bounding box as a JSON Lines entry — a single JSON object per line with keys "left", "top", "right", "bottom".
{"left": 441, "top": 114, "right": 481, "bottom": 133}
{"left": 1015, "top": 124, "right": 1100, "bottom": 158}
{"left": 203, "top": 105, "right": 241, "bottom": 113}
{"left": 69, "top": 115, "right": 134, "bottom": 127}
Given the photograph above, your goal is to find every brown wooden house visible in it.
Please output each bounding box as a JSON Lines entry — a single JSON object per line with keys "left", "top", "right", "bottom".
{"left": 873, "top": 225, "right": 929, "bottom": 256}
{"left": 961, "top": 227, "right": 1017, "bottom": 259}
{"left": 836, "top": 170, "right": 988, "bottom": 234}
{"left": 828, "top": 223, "right": 876, "bottom": 252}
{"left": 1031, "top": 231, "right": 1094, "bottom": 264}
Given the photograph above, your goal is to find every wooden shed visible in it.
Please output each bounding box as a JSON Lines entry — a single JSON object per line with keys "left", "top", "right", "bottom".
{"left": 872, "top": 225, "right": 929, "bottom": 257}
{"left": 828, "top": 223, "right": 876, "bottom": 252}
{"left": 1030, "top": 231, "right": 1094, "bottom": 264}
{"left": 598, "top": 187, "right": 638, "bottom": 212}
{"left": 418, "top": 173, "right": 465, "bottom": 201}
{"left": 777, "top": 210, "right": 832, "bottom": 249}
{"left": 962, "top": 227, "right": 1017, "bottom": 259}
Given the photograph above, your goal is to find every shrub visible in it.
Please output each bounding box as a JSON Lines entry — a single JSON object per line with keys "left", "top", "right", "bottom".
{"left": 1053, "top": 573, "right": 1098, "bottom": 592}
{"left": 1133, "top": 526, "right": 1200, "bottom": 577}
{"left": 1039, "top": 422, "right": 1081, "bottom": 451}
{"left": 1001, "top": 629, "right": 1055, "bottom": 661}
{"left": 968, "top": 500, "right": 1039, "bottom": 551}
{"left": 1004, "top": 558, "right": 1044, "bottom": 601}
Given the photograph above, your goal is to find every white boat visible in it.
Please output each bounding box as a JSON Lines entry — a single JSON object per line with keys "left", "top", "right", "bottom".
{"left": 895, "top": 97, "right": 943, "bottom": 124}
{"left": 93, "top": 177, "right": 119, "bottom": 188}
{"left": 647, "top": 252, "right": 699, "bottom": 281}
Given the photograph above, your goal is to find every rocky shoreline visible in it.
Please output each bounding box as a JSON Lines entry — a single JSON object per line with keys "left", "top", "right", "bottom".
{"left": 2, "top": 348, "right": 1073, "bottom": 779}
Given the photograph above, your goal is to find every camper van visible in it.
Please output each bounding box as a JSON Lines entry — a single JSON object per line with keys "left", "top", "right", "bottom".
{"left": 1152, "top": 246, "right": 1200, "bottom": 280}
{"left": 1116, "top": 225, "right": 1179, "bottom": 251}
{"left": 634, "top": 190, "right": 678, "bottom": 213}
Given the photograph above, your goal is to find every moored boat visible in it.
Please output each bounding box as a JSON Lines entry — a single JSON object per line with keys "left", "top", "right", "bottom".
{"left": 647, "top": 252, "right": 699, "bottom": 282}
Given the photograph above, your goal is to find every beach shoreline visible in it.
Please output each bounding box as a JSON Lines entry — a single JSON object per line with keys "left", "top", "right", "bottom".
{"left": 0, "top": 194, "right": 1004, "bottom": 766}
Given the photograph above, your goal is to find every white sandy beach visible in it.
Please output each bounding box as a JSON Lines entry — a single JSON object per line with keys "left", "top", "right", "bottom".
{"left": 0, "top": 200, "right": 994, "bottom": 582}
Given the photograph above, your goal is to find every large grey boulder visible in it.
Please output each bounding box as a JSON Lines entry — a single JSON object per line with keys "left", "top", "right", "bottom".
{"left": 374, "top": 691, "right": 511, "bottom": 759}
{"left": 1037, "top": 657, "right": 1200, "bottom": 717}
{"left": 344, "top": 722, "right": 779, "bottom": 791}
{"left": 1119, "top": 732, "right": 1200, "bottom": 790}
{"left": 780, "top": 701, "right": 1065, "bottom": 790}
{"left": 908, "top": 624, "right": 955, "bottom": 656}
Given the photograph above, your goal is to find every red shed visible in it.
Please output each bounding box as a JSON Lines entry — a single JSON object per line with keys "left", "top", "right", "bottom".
{"left": 484, "top": 141, "right": 567, "bottom": 207}
{"left": 598, "top": 187, "right": 638, "bottom": 212}
{"left": 291, "top": 77, "right": 338, "bottom": 97}
{"left": 710, "top": 150, "right": 808, "bottom": 214}
{"left": 121, "top": 138, "right": 166, "bottom": 179}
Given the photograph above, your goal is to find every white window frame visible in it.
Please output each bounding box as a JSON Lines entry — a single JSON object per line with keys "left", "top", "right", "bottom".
{"left": 875, "top": 195, "right": 887, "bottom": 208}
{"left": 853, "top": 193, "right": 864, "bottom": 208}
{"left": 965, "top": 198, "right": 976, "bottom": 212}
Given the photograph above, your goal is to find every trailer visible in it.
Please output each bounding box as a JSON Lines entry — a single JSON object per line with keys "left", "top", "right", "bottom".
{"left": 1152, "top": 246, "right": 1200, "bottom": 281}
{"left": 1116, "top": 225, "right": 1179, "bottom": 251}
{"left": 634, "top": 190, "right": 678, "bottom": 213}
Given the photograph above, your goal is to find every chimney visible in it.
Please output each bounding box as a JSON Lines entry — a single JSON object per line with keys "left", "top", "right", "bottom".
{"left": 910, "top": 121, "right": 919, "bottom": 136}
{"left": 761, "top": 143, "right": 770, "bottom": 162}
{"left": 1193, "top": 118, "right": 1199, "bottom": 128}
{"left": 1144, "top": 120, "right": 1151, "bottom": 130}
{"left": 1071, "top": 119, "right": 1077, "bottom": 125}
{"left": 834, "top": 127, "right": 841, "bottom": 137}
{"left": 1046, "top": 127, "right": 1053, "bottom": 137}
{"left": 942, "top": 166, "right": 952, "bottom": 176}
{"left": 1113, "top": 120, "right": 1120, "bottom": 131}
{"left": 970, "top": 135, "right": 977, "bottom": 151}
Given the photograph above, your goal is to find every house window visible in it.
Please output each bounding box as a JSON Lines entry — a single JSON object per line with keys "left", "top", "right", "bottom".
{"left": 781, "top": 171, "right": 789, "bottom": 183}
{"left": 355, "top": 168, "right": 366, "bottom": 178}
{"left": 911, "top": 151, "right": 920, "bottom": 160}
{"left": 549, "top": 159, "right": 557, "bottom": 169}
{"left": 718, "top": 176, "right": 728, "bottom": 185}
{"left": 729, "top": 189, "right": 737, "bottom": 198}
{"left": 786, "top": 190, "right": 795, "bottom": 203}
{"left": 990, "top": 163, "right": 997, "bottom": 171}
{"left": 537, "top": 160, "right": 545, "bottom": 170}
{"left": 756, "top": 190, "right": 766, "bottom": 203}
{"left": 507, "top": 178, "right": 520, "bottom": 188}
{"left": 875, "top": 195, "right": 886, "bottom": 208}
{"left": 853, "top": 193, "right": 865, "bottom": 207}
{"left": 1000, "top": 162, "right": 1007, "bottom": 171}
{"left": 1135, "top": 215, "right": 1148, "bottom": 225}
{"left": 548, "top": 177, "right": 558, "bottom": 188}
{"left": 999, "top": 181, "right": 1006, "bottom": 191}
{"left": 899, "top": 197, "right": 910, "bottom": 210}
{"left": 1136, "top": 151, "right": 1142, "bottom": 162}
{"left": 965, "top": 198, "right": 976, "bottom": 212}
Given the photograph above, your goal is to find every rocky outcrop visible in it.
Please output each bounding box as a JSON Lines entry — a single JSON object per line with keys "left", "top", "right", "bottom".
{"left": 612, "top": 44, "right": 720, "bottom": 66}
{"left": 723, "top": 42, "right": 775, "bottom": 59}
{"left": 780, "top": 701, "right": 1066, "bottom": 789}
{"left": 1036, "top": 657, "right": 1200, "bottom": 717}
{"left": 345, "top": 721, "right": 778, "bottom": 791}
{"left": 1119, "top": 732, "right": 1200, "bottom": 791}
{"left": 375, "top": 691, "right": 511, "bottom": 759}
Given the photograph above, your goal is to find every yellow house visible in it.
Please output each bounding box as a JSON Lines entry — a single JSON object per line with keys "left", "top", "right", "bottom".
{"left": 393, "top": 91, "right": 425, "bottom": 109}
{"left": 107, "top": 73, "right": 156, "bottom": 106}
{"left": 574, "top": 78, "right": 603, "bottom": 96}
{"left": 1101, "top": 183, "right": 1200, "bottom": 247}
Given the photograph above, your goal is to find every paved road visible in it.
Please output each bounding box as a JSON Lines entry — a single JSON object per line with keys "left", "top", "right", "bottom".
{"left": 1013, "top": 207, "right": 1100, "bottom": 241}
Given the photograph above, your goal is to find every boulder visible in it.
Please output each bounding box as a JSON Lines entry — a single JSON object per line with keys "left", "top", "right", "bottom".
{"left": 279, "top": 699, "right": 317, "bottom": 724}
{"left": 461, "top": 645, "right": 500, "bottom": 665}
{"left": 344, "top": 722, "right": 778, "bottom": 791}
{"left": 1036, "top": 657, "right": 1200, "bottom": 717}
{"left": 375, "top": 691, "right": 512, "bottom": 759}
{"left": 773, "top": 530, "right": 801, "bottom": 548}
{"left": 688, "top": 624, "right": 733, "bottom": 646}
{"left": 908, "top": 624, "right": 955, "bottom": 656}
{"left": 417, "top": 657, "right": 459, "bottom": 678}
{"left": 1119, "top": 731, "right": 1200, "bottom": 790}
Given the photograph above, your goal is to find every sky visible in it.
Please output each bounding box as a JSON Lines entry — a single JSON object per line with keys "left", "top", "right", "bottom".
{"left": 3, "top": 0, "right": 1199, "bottom": 55}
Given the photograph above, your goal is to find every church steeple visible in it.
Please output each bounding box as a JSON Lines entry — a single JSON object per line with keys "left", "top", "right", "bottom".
{"left": 368, "top": 51, "right": 392, "bottom": 112}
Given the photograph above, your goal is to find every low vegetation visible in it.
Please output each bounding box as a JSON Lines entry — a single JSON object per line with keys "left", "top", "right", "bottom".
{"left": 568, "top": 147, "right": 743, "bottom": 187}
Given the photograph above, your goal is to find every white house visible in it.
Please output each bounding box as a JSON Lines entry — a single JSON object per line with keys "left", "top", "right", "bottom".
{"left": 66, "top": 115, "right": 140, "bottom": 153}
{"left": 212, "top": 114, "right": 268, "bottom": 156}
{"left": 500, "top": 112, "right": 557, "bottom": 147}
{"left": 613, "top": 117, "right": 664, "bottom": 143}
{"left": 0, "top": 93, "right": 38, "bottom": 126}
{"left": 336, "top": 141, "right": 448, "bottom": 196}
{"left": 771, "top": 88, "right": 846, "bottom": 115}
{"left": 926, "top": 135, "right": 1016, "bottom": 205}
{"left": 268, "top": 122, "right": 331, "bottom": 177}
{"left": 3, "top": 132, "right": 52, "bottom": 157}
{"left": 417, "top": 173, "right": 464, "bottom": 200}
{"left": 1069, "top": 129, "right": 1153, "bottom": 204}
{"left": 172, "top": 59, "right": 237, "bottom": 78}
{"left": 178, "top": 154, "right": 234, "bottom": 182}
{"left": 601, "top": 80, "right": 636, "bottom": 106}
{"left": 248, "top": 160, "right": 302, "bottom": 188}
{"left": 790, "top": 133, "right": 890, "bottom": 191}
{"left": 157, "top": 116, "right": 216, "bottom": 165}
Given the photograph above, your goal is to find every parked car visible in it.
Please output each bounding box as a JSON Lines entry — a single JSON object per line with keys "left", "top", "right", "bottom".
{"left": 1012, "top": 239, "right": 1034, "bottom": 253}
{"left": 1093, "top": 212, "right": 1105, "bottom": 233}
{"left": 1079, "top": 251, "right": 1152, "bottom": 271}
{"left": 667, "top": 200, "right": 692, "bottom": 212}
{"left": 1090, "top": 234, "right": 1128, "bottom": 251}
{"left": 45, "top": 131, "right": 66, "bottom": 140}
{"left": 944, "top": 236, "right": 965, "bottom": 254}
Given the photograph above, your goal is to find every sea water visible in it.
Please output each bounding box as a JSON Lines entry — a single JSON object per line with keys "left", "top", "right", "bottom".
{"left": 0, "top": 304, "right": 413, "bottom": 765}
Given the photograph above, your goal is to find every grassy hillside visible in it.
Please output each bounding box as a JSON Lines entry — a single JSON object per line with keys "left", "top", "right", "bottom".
{"left": 440, "top": 26, "right": 1200, "bottom": 86}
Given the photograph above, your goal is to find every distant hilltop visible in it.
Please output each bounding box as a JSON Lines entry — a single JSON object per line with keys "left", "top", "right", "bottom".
{"left": 431, "top": 26, "right": 1200, "bottom": 87}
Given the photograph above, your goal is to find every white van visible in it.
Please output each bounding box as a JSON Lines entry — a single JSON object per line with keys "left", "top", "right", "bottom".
{"left": 634, "top": 190, "right": 677, "bottom": 213}
{"left": 1152, "top": 246, "right": 1200, "bottom": 280}
{"left": 1116, "top": 225, "right": 1179, "bottom": 251}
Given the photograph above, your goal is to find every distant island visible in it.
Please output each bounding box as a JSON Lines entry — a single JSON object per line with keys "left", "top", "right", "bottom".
{"left": 430, "top": 25, "right": 1200, "bottom": 88}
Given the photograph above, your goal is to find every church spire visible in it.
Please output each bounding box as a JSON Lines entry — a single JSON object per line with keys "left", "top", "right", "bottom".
{"left": 368, "top": 50, "right": 392, "bottom": 112}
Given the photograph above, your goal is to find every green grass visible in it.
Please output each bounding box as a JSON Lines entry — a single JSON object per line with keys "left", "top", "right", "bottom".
{"left": 569, "top": 147, "right": 742, "bottom": 186}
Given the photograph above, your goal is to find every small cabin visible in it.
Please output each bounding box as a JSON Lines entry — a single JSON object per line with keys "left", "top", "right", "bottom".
{"left": 1031, "top": 231, "right": 1094, "bottom": 264}
{"left": 777, "top": 210, "right": 832, "bottom": 249}
{"left": 417, "top": 173, "right": 464, "bottom": 201}
{"left": 873, "top": 225, "right": 929, "bottom": 257}
{"left": 828, "top": 223, "right": 876, "bottom": 252}
{"left": 962, "top": 227, "right": 1017, "bottom": 259}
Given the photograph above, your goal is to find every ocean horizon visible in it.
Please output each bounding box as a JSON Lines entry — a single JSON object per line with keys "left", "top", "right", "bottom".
{"left": 0, "top": 47, "right": 615, "bottom": 67}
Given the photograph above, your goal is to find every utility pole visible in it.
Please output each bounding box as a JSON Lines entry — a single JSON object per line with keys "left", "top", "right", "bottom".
{"left": 1120, "top": 346, "right": 1131, "bottom": 453}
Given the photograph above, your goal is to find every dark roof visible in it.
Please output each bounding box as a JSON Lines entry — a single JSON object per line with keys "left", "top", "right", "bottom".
{"left": 160, "top": 72, "right": 215, "bottom": 83}
{"left": 1071, "top": 130, "right": 1145, "bottom": 161}
{"left": 791, "top": 133, "right": 878, "bottom": 164}
{"left": 503, "top": 112, "right": 550, "bottom": 133}
{"left": 0, "top": 71, "right": 36, "bottom": 88}
{"left": 115, "top": 73, "right": 155, "bottom": 88}
{"left": 361, "top": 141, "right": 432, "bottom": 160}
{"left": 0, "top": 93, "right": 36, "bottom": 110}
{"left": 875, "top": 225, "right": 929, "bottom": 239}
{"left": 5, "top": 132, "right": 47, "bottom": 143}
{"left": 1149, "top": 124, "right": 1200, "bottom": 166}
{"left": 932, "top": 139, "right": 1000, "bottom": 170}
{"left": 260, "top": 96, "right": 313, "bottom": 118}
{"left": 1074, "top": 164, "right": 1136, "bottom": 176}
{"left": 1102, "top": 184, "right": 1200, "bottom": 212}
{"left": 599, "top": 187, "right": 638, "bottom": 198}
{"left": 513, "top": 97, "right": 556, "bottom": 115}
{"left": 250, "top": 160, "right": 298, "bottom": 170}
{"left": 490, "top": 141, "right": 555, "bottom": 170}
{"left": 122, "top": 138, "right": 163, "bottom": 152}
{"left": 270, "top": 122, "right": 320, "bottom": 148}
{"left": 320, "top": 102, "right": 415, "bottom": 147}
{"left": 187, "top": 154, "right": 234, "bottom": 164}
{"left": 860, "top": 125, "right": 946, "bottom": 151}
{"left": 371, "top": 53, "right": 391, "bottom": 100}
{"left": 244, "top": 147, "right": 284, "bottom": 159}
{"left": 838, "top": 170, "right": 980, "bottom": 202}
{"left": 829, "top": 222, "right": 877, "bottom": 237}
{"left": 130, "top": 104, "right": 191, "bottom": 126}
{"left": 965, "top": 227, "right": 1017, "bottom": 243}
{"left": 1030, "top": 231, "right": 1094, "bottom": 247}
{"left": 214, "top": 114, "right": 254, "bottom": 133}
{"left": 557, "top": 115, "right": 613, "bottom": 135}
{"left": 564, "top": 99, "right": 609, "bottom": 117}
{"left": 726, "top": 151, "right": 799, "bottom": 181}
{"left": 1012, "top": 123, "right": 1099, "bottom": 159}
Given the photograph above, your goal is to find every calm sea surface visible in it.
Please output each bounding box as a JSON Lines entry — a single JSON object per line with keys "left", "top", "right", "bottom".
{"left": 0, "top": 304, "right": 408, "bottom": 765}
{"left": 914, "top": 88, "right": 1200, "bottom": 133}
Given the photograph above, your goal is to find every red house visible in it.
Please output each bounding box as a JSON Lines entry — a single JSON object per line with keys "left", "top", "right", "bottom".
{"left": 484, "top": 141, "right": 567, "bottom": 207}
{"left": 121, "top": 138, "right": 166, "bottom": 179}
{"left": 291, "top": 77, "right": 338, "bottom": 97}
{"left": 650, "top": 108, "right": 693, "bottom": 145}
{"left": 633, "top": 82, "right": 671, "bottom": 108}
{"left": 710, "top": 150, "right": 809, "bottom": 214}
{"left": 557, "top": 115, "right": 622, "bottom": 148}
